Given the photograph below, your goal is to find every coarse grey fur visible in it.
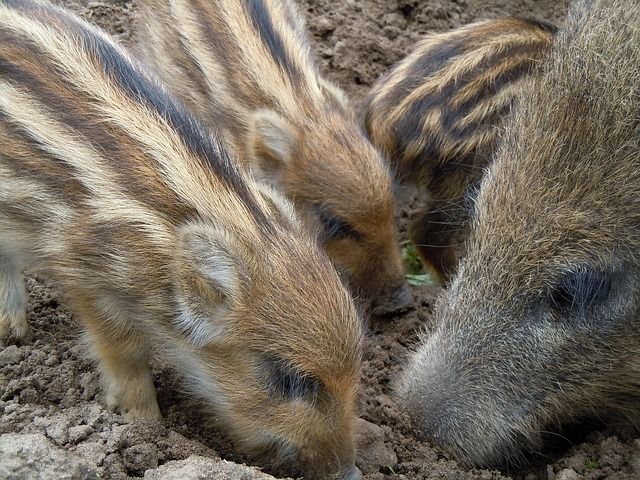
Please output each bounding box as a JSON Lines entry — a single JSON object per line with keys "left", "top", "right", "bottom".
{"left": 398, "top": 0, "right": 640, "bottom": 467}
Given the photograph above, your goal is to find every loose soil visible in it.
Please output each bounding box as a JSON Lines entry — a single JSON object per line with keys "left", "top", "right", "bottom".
{"left": 1, "top": 1, "right": 639, "bottom": 479}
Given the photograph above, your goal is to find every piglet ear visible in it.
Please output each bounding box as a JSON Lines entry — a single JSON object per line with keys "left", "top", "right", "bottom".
{"left": 174, "top": 223, "right": 242, "bottom": 346}
{"left": 319, "top": 78, "right": 355, "bottom": 120}
{"left": 247, "top": 109, "right": 297, "bottom": 185}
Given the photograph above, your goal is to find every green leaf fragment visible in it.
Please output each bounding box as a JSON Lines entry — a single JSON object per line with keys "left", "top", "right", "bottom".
{"left": 405, "top": 273, "right": 436, "bottom": 286}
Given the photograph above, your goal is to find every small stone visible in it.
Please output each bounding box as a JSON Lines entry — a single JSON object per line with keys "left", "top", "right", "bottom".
{"left": 0, "top": 345, "right": 22, "bottom": 367}
{"left": 19, "top": 387, "right": 38, "bottom": 403}
{"left": 4, "top": 403, "right": 18, "bottom": 414}
{"left": 64, "top": 388, "right": 78, "bottom": 401}
{"left": 383, "top": 26, "right": 401, "bottom": 40}
{"left": 106, "top": 424, "right": 129, "bottom": 453}
{"left": 0, "top": 433, "right": 97, "bottom": 480}
{"left": 80, "top": 372, "right": 99, "bottom": 401}
{"left": 44, "top": 352, "right": 59, "bottom": 366}
{"left": 45, "top": 417, "right": 71, "bottom": 446}
{"left": 143, "top": 456, "right": 278, "bottom": 479}
{"left": 381, "top": 12, "right": 407, "bottom": 29}
{"left": 74, "top": 441, "right": 107, "bottom": 467}
{"left": 555, "top": 468, "right": 580, "bottom": 480}
{"left": 81, "top": 404, "right": 104, "bottom": 429}
{"left": 103, "top": 452, "right": 128, "bottom": 479}
{"left": 315, "top": 16, "right": 335, "bottom": 35}
{"left": 355, "top": 418, "right": 397, "bottom": 474}
{"left": 68, "top": 344, "right": 85, "bottom": 358}
{"left": 320, "top": 48, "right": 334, "bottom": 59}
{"left": 68, "top": 425, "right": 94, "bottom": 444}
{"left": 563, "top": 453, "right": 586, "bottom": 474}
{"left": 123, "top": 442, "right": 159, "bottom": 475}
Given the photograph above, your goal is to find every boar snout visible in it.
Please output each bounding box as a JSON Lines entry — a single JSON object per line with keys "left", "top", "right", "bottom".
{"left": 398, "top": 330, "right": 532, "bottom": 467}
{"left": 371, "top": 282, "right": 412, "bottom": 316}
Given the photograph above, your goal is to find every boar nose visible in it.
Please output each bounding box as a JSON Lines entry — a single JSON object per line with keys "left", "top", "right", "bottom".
{"left": 391, "top": 282, "right": 412, "bottom": 308}
{"left": 339, "top": 465, "right": 363, "bottom": 480}
{"left": 371, "top": 282, "right": 412, "bottom": 316}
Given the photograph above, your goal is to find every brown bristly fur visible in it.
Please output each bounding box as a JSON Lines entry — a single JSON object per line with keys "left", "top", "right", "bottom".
{"left": 135, "top": 0, "right": 411, "bottom": 315}
{"left": 362, "top": 17, "right": 556, "bottom": 282}
{"left": 398, "top": 0, "right": 640, "bottom": 468}
{"left": 0, "top": 1, "right": 363, "bottom": 477}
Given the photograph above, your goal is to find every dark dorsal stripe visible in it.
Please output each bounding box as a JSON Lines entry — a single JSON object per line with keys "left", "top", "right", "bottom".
{"left": 393, "top": 41, "right": 547, "bottom": 162}
{"left": 517, "top": 17, "right": 559, "bottom": 35}
{"left": 80, "top": 25, "right": 273, "bottom": 230}
{"left": 243, "top": 0, "right": 300, "bottom": 80}
{"left": 1, "top": 0, "right": 274, "bottom": 232}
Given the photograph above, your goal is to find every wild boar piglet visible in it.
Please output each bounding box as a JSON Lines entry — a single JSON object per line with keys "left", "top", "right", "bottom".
{"left": 137, "top": 0, "right": 411, "bottom": 315}
{"left": 0, "top": 1, "right": 363, "bottom": 478}
{"left": 362, "top": 17, "right": 556, "bottom": 281}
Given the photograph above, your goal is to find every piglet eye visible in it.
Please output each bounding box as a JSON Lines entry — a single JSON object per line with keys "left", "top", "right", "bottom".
{"left": 261, "top": 356, "right": 321, "bottom": 402}
{"left": 549, "top": 267, "right": 612, "bottom": 314}
{"left": 315, "top": 204, "right": 362, "bottom": 241}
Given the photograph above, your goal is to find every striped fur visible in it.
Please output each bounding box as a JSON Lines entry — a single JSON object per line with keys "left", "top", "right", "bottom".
{"left": 362, "top": 17, "right": 556, "bottom": 281}
{"left": 136, "top": 0, "right": 411, "bottom": 315}
{"left": 0, "top": 1, "right": 362, "bottom": 477}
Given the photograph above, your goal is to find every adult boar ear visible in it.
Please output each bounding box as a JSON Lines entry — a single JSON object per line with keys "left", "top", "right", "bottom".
{"left": 247, "top": 109, "right": 297, "bottom": 185}
{"left": 173, "top": 223, "right": 243, "bottom": 346}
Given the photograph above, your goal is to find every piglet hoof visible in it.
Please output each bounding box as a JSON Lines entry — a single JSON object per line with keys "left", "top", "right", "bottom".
{"left": 122, "top": 401, "right": 163, "bottom": 422}
{"left": 106, "top": 374, "right": 163, "bottom": 421}
{"left": 0, "top": 310, "right": 31, "bottom": 347}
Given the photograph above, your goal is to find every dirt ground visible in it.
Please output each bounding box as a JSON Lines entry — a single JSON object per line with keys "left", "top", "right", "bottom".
{"left": 2, "top": 0, "right": 640, "bottom": 479}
